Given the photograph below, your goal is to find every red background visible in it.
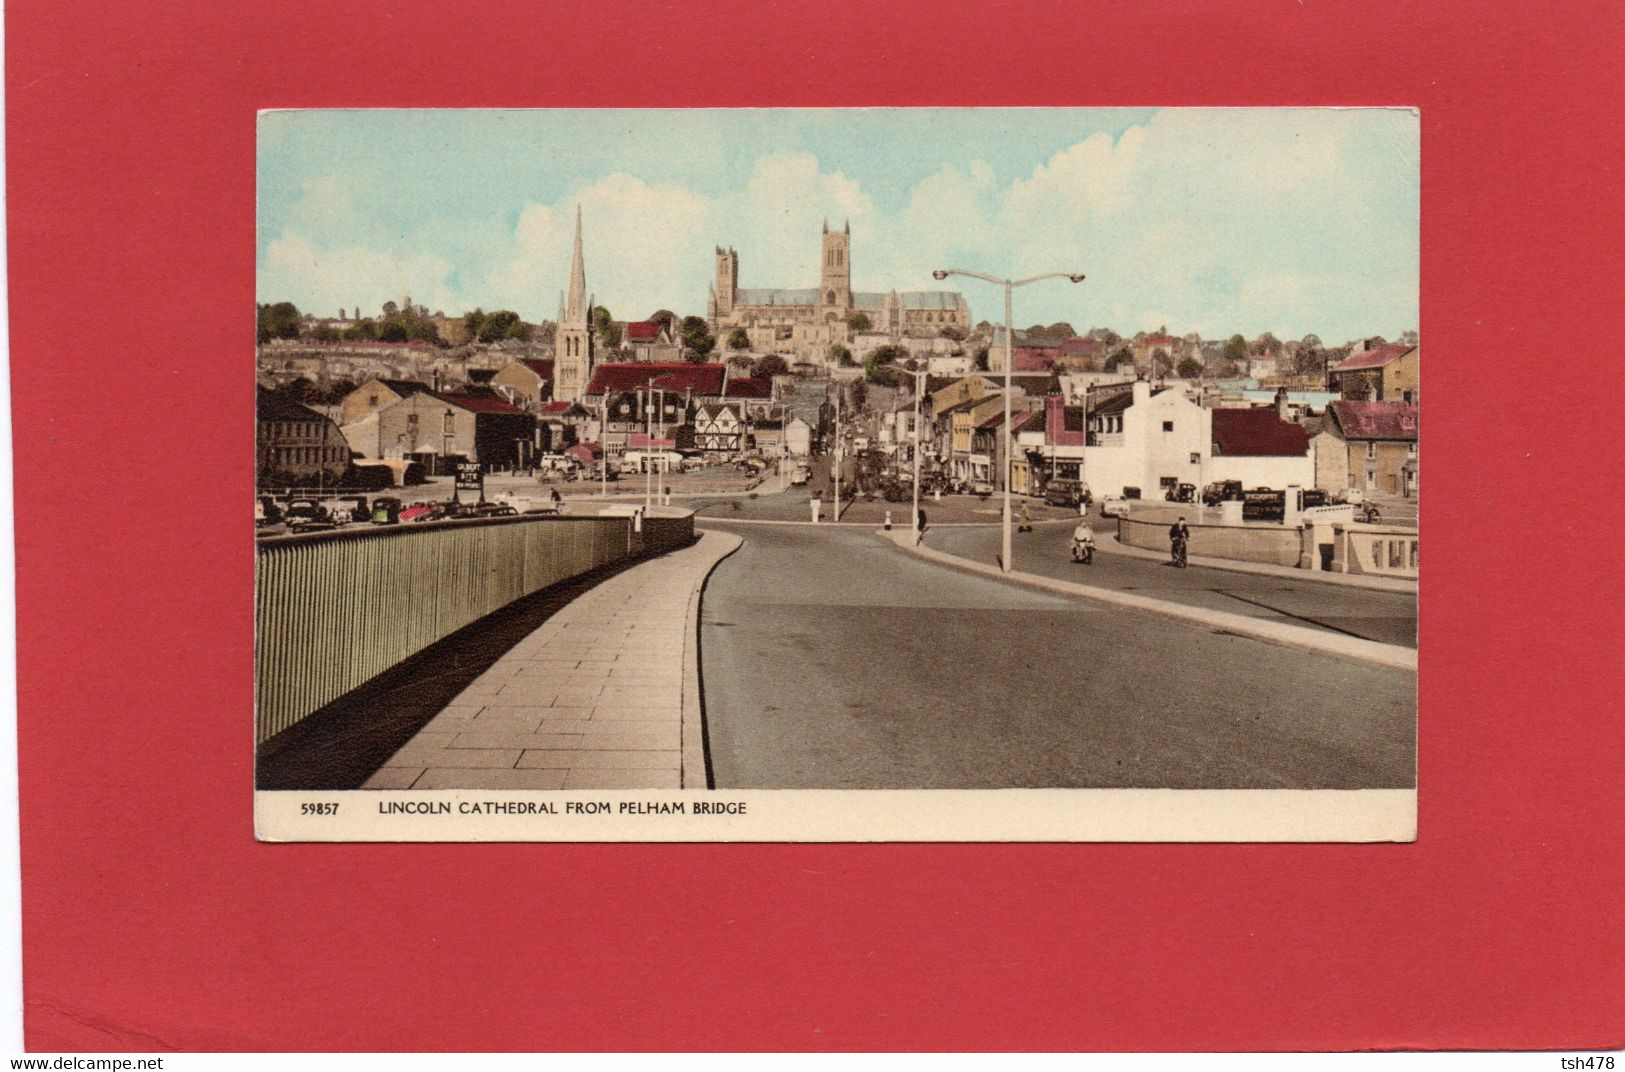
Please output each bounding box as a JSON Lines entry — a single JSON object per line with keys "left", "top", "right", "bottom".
{"left": 8, "top": 0, "right": 1623, "bottom": 1052}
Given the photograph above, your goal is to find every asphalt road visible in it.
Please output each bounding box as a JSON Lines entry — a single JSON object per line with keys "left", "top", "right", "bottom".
{"left": 926, "top": 514, "right": 1419, "bottom": 648}
{"left": 696, "top": 522, "right": 1415, "bottom": 790}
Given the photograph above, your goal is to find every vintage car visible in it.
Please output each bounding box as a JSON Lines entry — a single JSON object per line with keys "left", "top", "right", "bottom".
{"left": 282, "top": 498, "right": 337, "bottom": 531}
{"left": 369, "top": 497, "right": 402, "bottom": 525}
{"left": 1044, "top": 478, "right": 1086, "bottom": 508}
{"left": 255, "top": 496, "right": 283, "bottom": 528}
{"left": 1100, "top": 496, "right": 1131, "bottom": 518}
{"left": 968, "top": 479, "right": 995, "bottom": 498}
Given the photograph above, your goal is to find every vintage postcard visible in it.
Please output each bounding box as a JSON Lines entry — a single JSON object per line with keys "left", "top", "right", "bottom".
{"left": 253, "top": 107, "right": 1418, "bottom": 841}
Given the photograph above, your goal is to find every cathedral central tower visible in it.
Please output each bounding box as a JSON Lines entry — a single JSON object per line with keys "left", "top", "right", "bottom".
{"left": 819, "top": 219, "right": 851, "bottom": 312}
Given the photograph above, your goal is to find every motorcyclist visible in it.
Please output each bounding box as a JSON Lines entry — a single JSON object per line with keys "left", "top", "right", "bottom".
{"left": 1071, "top": 519, "right": 1096, "bottom": 562}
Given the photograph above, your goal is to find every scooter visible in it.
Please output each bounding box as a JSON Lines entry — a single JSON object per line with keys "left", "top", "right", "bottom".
{"left": 1171, "top": 536, "right": 1188, "bottom": 568}
{"left": 1070, "top": 538, "right": 1094, "bottom": 565}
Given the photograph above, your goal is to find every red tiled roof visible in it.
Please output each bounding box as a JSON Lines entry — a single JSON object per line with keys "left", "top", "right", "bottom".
{"left": 1010, "top": 347, "right": 1057, "bottom": 372}
{"left": 1059, "top": 337, "right": 1101, "bottom": 355}
{"left": 433, "top": 391, "right": 527, "bottom": 415}
{"left": 1140, "top": 335, "right": 1177, "bottom": 347}
{"left": 540, "top": 400, "right": 573, "bottom": 414}
{"left": 565, "top": 442, "right": 603, "bottom": 463}
{"left": 1328, "top": 400, "right": 1419, "bottom": 441}
{"left": 1332, "top": 344, "right": 1414, "bottom": 373}
{"left": 1210, "top": 407, "right": 1310, "bottom": 457}
{"left": 724, "top": 376, "right": 773, "bottom": 399}
{"left": 624, "top": 321, "right": 664, "bottom": 342}
{"left": 516, "top": 359, "right": 555, "bottom": 380}
{"left": 586, "top": 362, "right": 727, "bottom": 397}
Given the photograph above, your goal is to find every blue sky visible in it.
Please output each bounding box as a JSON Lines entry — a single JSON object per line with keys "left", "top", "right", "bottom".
{"left": 257, "top": 108, "right": 1417, "bottom": 342}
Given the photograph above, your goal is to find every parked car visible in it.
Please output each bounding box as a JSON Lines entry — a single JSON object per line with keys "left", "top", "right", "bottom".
{"left": 369, "top": 497, "right": 402, "bottom": 525}
{"left": 282, "top": 498, "right": 336, "bottom": 531}
{"left": 1100, "top": 496, "right": 1131, "bottom": 518}
{"left": 329, "top": 495, "right": 371, "bottom": 524}
{"left": 1202, "top": 480, "right": 1244, "bottom": 506}
{"left": 1044, "top": 478, "right": 1086, "bottom": 508}
{"left": 1164, "top": 483, "right": 1196, "bottom": 504}
{"left": 969, "top": 479, "right": 994, "bottom": 498}
{"left": 255, "top": 496, "right": 283, "bottom": 528}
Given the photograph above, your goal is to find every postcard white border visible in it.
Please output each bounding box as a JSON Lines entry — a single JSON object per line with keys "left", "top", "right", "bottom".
{"left": 256, "top": 788, "right": 1416, "bottom": 843}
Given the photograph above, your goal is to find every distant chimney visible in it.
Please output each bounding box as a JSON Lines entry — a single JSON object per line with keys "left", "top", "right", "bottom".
{"left": 1275, "top": 385, "right": 1290, "bottom": 421}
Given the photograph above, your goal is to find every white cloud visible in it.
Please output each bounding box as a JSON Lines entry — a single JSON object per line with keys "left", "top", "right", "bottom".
{"left": 259, "top": 232, "right": 466, "bottom": 318}
{"left": 258, "top": 110, "right": 1416, "bottom": 340}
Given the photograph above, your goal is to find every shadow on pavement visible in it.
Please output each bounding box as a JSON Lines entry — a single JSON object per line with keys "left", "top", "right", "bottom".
{"left": 255, "top": 543, "right": 692, "bottom": 791}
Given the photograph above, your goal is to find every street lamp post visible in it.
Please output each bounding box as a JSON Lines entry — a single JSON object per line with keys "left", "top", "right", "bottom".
{"left": 832, "top": 387, "right": 842, "bottom": 521}
{"left": 910, "top": 366, "right": 926, "bottom": 545}
{"left": 933, "top": 268, "right": 1085, "bottom": 573}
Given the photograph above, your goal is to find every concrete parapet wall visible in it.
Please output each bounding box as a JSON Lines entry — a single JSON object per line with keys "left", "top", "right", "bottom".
{"left": 1336, "top": 524, "right": 1420, "bottom": 578}
{"left": 1118, "top": 511, "right": 1303, "bottom": 567}
{"left": 256, "top": 514, "right": 645, "bottom": 744}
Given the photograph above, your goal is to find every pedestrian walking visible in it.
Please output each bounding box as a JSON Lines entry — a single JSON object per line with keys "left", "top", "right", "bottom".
{"left": 916, "top": 507, "right": 927, "bottom": 545}
{"left": 1018, "top": 503, "right": 1033, "bottom": 532}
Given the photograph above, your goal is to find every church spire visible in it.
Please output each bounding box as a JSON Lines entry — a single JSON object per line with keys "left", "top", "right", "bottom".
{"left": 564, "top": 203, "right": 587, "bottom": 326}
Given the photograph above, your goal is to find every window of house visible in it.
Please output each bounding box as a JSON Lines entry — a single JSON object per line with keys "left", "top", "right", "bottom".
{"left": 1366, "top": 442, "right": 1377, "bottom": 460}
{"left": 1407, "top": 443, "right": 1417, "bottom": 458}
{"left": 1163, "top": 421, "right": 1174, "bottom": 432}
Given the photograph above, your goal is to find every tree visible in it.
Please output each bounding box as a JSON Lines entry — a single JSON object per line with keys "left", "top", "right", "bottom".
{"left": 1047, "top": 322, "right": 1077, "bottom": 339}
{"left": 1105, "top": 347, "right": 1134, "bottom": 372}
{"left": 974, "top": 346, "right": 990, "bottom": 371}
{"left": 864, "top": 353, "right": 901, "bottom": 386}
{"left": 377, "top": 321, "right": 409, "bottom": 343}
{"left": 478, "top": 310, "right": 522, "bottom": 344}
{"left": 648, "top": 309, "right": 678, "bottom": 335}
{"left": 828, "top": 343, "right": 852, "bottom": 365}
{"left": 866, "top": 345, "right": 909, "bottom": 366}
{"left": 381, "top": 301, "right": 399, "bottom": 320}
{"left": 940, "top": 324, "right": 967, "bottom": 341}
{"left": 256, "top": 301, "right": 302, "bottom": 343}
{"left": 1223, "top": 334, "right": 1248, "bottom": 367}
{"left": 847, "top": 312, "right": 872, "bottom": 332}
{"left": 727, "top": 327, "right": 751, "bottom": 351}
{"left": 1152, "top": 348, "right": 1174, "bottom": 378}
{"left": 1177, "top": 357, "right": 1204, "bottom": 379}
{"left": 753, "top": 354, "right": 789, "bottom": 378}
{"left": 311, "top": 325, "right": 340, "bottom": 343}
{"left": 680, "top": 316, "right": 715, "bottom": 360}
{"left": 593, "top": 307, "right": 621, "bottom": 348}
{"left": 1255, "top": 331, "right": 1283, "bottom": 355}
{"left": 343, "top": 319, "right": 378, "bottom": 342}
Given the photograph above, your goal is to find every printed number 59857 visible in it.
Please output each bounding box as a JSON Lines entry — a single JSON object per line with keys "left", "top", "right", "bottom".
{"left": 301, "top": 802, "right": 339, "bottom": 816}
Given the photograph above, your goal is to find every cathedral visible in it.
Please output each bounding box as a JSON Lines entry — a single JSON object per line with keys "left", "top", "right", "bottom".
{"left": 707, "top": 220, "right": 971, "bottom": 362}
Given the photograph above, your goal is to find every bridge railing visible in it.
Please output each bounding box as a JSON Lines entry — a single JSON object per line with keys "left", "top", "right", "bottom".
{"left": 255, "top": 513, "right": 692, "bottom": 745}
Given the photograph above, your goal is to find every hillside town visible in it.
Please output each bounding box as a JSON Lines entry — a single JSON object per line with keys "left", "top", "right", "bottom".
{"left": 257, "top": 208, "right": 1419, "bottom": 541}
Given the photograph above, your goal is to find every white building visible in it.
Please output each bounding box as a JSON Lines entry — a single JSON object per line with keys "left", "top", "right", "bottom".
{"left": 1083, "top": 381, "right": 1209, "bottom": 499}
{"left": 784, "top": 416, "right": 813, "bottom": 458}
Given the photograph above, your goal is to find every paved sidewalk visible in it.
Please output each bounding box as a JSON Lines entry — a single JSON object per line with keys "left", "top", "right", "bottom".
{"left": 891, "top": 532, "right": 1417, "bottom": 672}
{"left": 364, "top": 530, "right": 742, "bottom": 791}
